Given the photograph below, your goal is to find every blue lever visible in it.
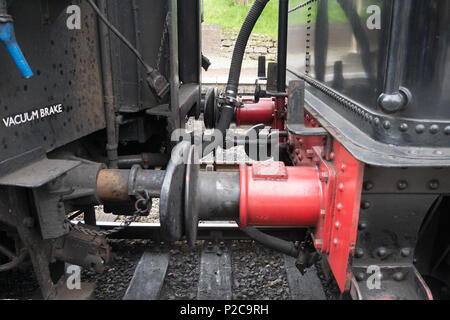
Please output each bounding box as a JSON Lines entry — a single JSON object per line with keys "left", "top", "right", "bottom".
{"left": 0, "top": 22, "right": 33, "bottom": 78}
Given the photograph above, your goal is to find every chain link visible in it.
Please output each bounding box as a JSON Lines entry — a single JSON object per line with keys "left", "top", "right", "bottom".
{"left": 157, "top": 12, "right": 171, "bottom": 71}
{"left": 65, "top": 198, "right": 150, "bottom": 238}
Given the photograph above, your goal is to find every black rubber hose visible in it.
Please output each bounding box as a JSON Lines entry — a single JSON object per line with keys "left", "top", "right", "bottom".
{"left": 204, "top": 0, "right": 270, "bottom": 154}
{"left": 242, "top": 227, "right": 299, "bottom": 257}
{"left": 226, "top": 0, "right": 270, "bottom": 97}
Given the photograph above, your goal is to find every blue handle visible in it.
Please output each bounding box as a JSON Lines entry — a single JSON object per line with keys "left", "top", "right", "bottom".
{"left": 0, "top": 22, "right": 33, "bottom": 78}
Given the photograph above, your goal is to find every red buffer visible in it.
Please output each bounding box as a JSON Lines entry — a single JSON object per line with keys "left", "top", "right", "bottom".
{"left": 236, "top": 98, "right": 275, "bottom": 126}
{"left": 239, "top": 161, "right": 322, "bottom": 229}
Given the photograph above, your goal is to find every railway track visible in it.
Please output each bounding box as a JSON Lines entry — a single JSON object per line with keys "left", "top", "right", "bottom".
{"left": 121, "top": 240, "right": 327, "bottom": 301}
{"left": 0, "top": 221, "right": 341, "bottom": 300}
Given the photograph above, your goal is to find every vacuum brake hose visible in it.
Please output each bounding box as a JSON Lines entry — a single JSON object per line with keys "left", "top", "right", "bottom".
{"left": 242, "top": 227, "right": 299, "bottom": 258}
{"left": 205, "top": 0, "right": 270, "bottom": 153}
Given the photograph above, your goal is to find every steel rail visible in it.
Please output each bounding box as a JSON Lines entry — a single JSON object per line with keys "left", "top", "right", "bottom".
{"left": 72, "top": 221, "right": 305, "bottom": 241}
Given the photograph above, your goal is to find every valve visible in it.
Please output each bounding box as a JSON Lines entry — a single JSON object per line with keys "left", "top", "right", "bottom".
{"left": 0, "top": 0, "right": 33, "bottom": 78}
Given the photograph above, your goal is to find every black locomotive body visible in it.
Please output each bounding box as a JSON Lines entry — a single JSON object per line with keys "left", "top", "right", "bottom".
{"left": 0, "top": 0, "right": 449, "bottom": 300}
{"left": 287, "top": 0, "right": 450, "bottom": 299}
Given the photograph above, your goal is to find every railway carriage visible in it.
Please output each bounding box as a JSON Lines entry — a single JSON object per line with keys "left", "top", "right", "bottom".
{"left": 0, "top": 0, "right": 448, "bottom": 300}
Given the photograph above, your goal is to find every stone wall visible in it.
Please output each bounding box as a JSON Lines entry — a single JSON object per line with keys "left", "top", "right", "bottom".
{"left": 221, "top": 30, "right": 278, "bottom": 61}
{"left": 202, "top": 25, "right": 277, "bottom": 61}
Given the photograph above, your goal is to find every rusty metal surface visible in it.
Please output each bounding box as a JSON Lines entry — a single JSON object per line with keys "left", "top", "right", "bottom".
{"left": 96, "top": 169, "right": 131, "bottom": 202}
{"left": 54, "top": 226, "right": 111, "bottom": 273}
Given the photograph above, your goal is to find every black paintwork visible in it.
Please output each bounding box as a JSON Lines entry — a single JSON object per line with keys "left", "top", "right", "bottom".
{"left": 287, "top": 0, "right": 450, "bottom": 153}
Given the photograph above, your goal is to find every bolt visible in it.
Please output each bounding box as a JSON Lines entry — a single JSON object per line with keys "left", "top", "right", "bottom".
{"left": 399, "top": 123, "right": 409, "bottom": 132}
{"left": 361, "top": 201, "right": 371, "bottom": 210}
{"left": 341, "top": 163, "right": 346, "bottom": 172}
{"left": 314, "top": 239, "right": 322, "bottom": 249}
{"left": 319, "top": 171, "right": 329, "bottom": 182}
{"left": 335, "top": 221, "right": 341, "bottom": 229}
{"left": 329, "top": 152, "right": 335, "bottom": 160}
{"left": 397, "top": 180, "right": 408, "bottom": 190}
{"left": 337, "top": 203, "right": 343, "bottom": 211}
{"left": 364, "top": 181, "right": 374, "bottom": 191}
{"left": 429, "top": 124, "right": 440, "bottom": 134}
{"left": 400, "top": 248, "right": 411, "bottom": 257}
{"left": 428, "top": 180, "right": 440, "bottom": 190}
{"left": 338, "top": 183, "right": 344, "bottom": 192}
{"left": 377, "top": 247, "right": 388, "bottom": 258}
{"left": 415, "top": 124, "right": 425, "bottom": 134}
{"left": 358, "top": 222, "right": 368, "bottom": 231}
{"left": 333, "top": 238, "right": 339, "bottom": 247}
{"left": 355, "top": 247, "right": 364, "bottom": 258}
{"left": 393, "top": 272, "right": 405, "bottom": 282}
{"left": 355, "top": 272, "right": 365, "bottom": 282}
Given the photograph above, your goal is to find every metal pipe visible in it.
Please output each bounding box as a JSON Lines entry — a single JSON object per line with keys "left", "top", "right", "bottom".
{"left": 97, "top": 0, "right": 118, "bottom": 168}
{"left": 117, "top": 153, "right": 170, "bottom": 169}
{"left": 96, "top": 169, "right": 165, "bottom": 202}
{"left": 277, "top": 0, "right": 289, "bottom": 93}
{"left": 196, "top": 171, "right": 240, "bottom": 220}
{"left": 0, "top": 0, "right": 8, "bottom": 18}
{"left": 236, "top": 99, "right": 275, "bottom": 126}
{"left": 377, "top": 0, "right": 412, "bottom": 113}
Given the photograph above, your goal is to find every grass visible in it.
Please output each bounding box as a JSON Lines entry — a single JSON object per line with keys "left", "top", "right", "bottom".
{"left": 204, "top": 0, "right": 279, "bottom": 39}
{"left": 204, "top": 0, "right": 375, "bottom": 38}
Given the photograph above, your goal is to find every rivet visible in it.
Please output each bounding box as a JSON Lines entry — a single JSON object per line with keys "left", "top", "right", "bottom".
{"left": 358, "top": 222, "right": 367, "bottom": 231}
{"left": 444, "top": 126, "right": 450, "bottom": 135}
{"left": 355, "top": 248, "right": 364, "bottom": 258}
{"left": 383, "top": 120, "right": 391, "bottom": 130}
{"left": 397, "top": 180, "right": 408, "bottom": 190}
{"left": 399, "top": 123, "right": 409, "bottom": 132}
{"left": 355, "top": 272, "right": 365, "bottom": 282}
{"left": 341, "top": 163, "right": 346, "bottom": 172}
{"left": 329, "top": 152, "right": 335, "bottom": 160}
{"left": 335, "top": 221, "right": 341, "bottom": 229}
{"left": 339, "top": 183, "right": 344, "bottom": 191}
{"left": 428, "top": 180, "right": 440, "bottom": 190}
{"left": 337, "top": 203, "right": 343, "bottom": 211}
{"left": 314, "top": 239, "right": 322, "bottom": 249}
{"left": 377, "top": 247, "right": 388, "bottom": 258}
{"left": 393, "top": 272, "right": 405, "bottom": 282}
{"left": 364, "top": 181, "right": 374, "bottom": 191}
{"left": 361, "top": 201, "right": 371, "bottom": 210}
{"left": 401, "top": 248, "right": 411, "bottom": 257}
{"left": 416, "top": 124, "right": 425, "bottom": 134}
{"left": 429, "top": 124, "right": 440, "bottom": 134}
{"left": 333, "top": 238, "right": 339, "bottom": 246}
{"left": 374, "top": 118, "right": 380, "bottom": 127}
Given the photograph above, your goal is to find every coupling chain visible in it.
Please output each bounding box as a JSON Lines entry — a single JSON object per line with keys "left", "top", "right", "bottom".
{"left": 65, "top": 197, "right": 150, "bottom": 238}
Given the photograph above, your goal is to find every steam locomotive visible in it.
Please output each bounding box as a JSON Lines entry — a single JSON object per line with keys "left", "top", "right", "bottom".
{"left": 0, "top": 0, "right": 448, "bottom": 300}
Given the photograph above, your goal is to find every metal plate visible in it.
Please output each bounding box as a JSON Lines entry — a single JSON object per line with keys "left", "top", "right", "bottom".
{"left": 184, "top": 145, "right": 200, "bottom": 246}
{"left": 159, "top": 141, "right": 190, "bottom": 241}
